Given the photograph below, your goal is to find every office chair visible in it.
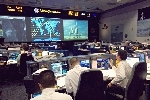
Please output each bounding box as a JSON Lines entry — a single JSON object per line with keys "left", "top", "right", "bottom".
{"left": 107, "top": 62, "right": 147, "bottom": 100}
{"left": 0, "top": 56, "right": 8, "bottom": 66}
{"left": 19, "top": 53, "right": 34, "bottom": 78}
{"left": 75, "top": 69, "right": 104, "bottom": 100}
{"left": 0, "top": 56, "right": 9, "bottom": 84}
{"left": 126, "top": 62, "right": 147, "bottom": 100}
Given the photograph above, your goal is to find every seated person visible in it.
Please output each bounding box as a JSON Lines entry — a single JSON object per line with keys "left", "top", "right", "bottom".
{"left": 106, "top": 50, "right": 132, "bottom": 96}
{"left": 79, "top": 43, "right": 87, "bottom": 49}
{"left": 79, "top": 40, "right": 89, "bottom": 50}
{"left": 31, "top": 70, "right": 72, "bottom": 100}
{"left": 65, "top": 57, "right": 88, "bottom": 97}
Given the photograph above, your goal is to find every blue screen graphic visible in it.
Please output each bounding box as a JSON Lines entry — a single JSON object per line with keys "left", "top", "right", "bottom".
{"left": 9, "top": 52, "right": 20, "bottom": 60}
{"left": 97, "top": 58, "right": 110, "bottom": 69}
{"left": 32, "top": 52, "right": 36, "bottom": 56}
{"left": 31, "top": 17, "right": 62, "bottom": 41}
{"left": 133, "top": 53, "right": 145, "bottom": 62}
{"left": 32, "top": 92, "right": 41, "bottom": 98}
{"left": 51, "top": 61, "right": 68, "bottom": 76}
{"left": 63, "top": 20, "right": 88, "bottom": 40}
{"left": 80, "top": 60, "right": 90, "bottom": 68}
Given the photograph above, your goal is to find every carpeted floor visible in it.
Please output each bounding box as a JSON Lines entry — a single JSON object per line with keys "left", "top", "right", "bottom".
{"left": 0, "top": 82, "right": 28, "bottom": 100}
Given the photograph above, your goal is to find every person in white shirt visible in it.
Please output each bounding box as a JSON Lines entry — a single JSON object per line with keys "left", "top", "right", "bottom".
{"left": 31, "top": 70, "right": 72, "bottom": 100}
{"left": 65, "top": 57, "right": 87, "bottom": 97}
{"left": 106, "top": 50, "right": 132, "bottom": 96}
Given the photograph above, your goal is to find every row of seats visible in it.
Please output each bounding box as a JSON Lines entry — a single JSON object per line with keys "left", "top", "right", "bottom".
{"left": 74, "top": 62, "right": 147, "bottom": 100}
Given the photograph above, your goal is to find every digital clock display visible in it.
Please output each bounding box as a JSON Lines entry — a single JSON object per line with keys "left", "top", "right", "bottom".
{"left": 7, "top": 5, "right": 23, "bottom": 12}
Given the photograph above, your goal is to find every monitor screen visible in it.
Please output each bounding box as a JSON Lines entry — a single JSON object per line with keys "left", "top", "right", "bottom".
{"left": 90, "top": 44, "right": 95, "bottom": 48}
{"left": 27, "top": 61, "right": 39, "bottom": 75}
{"left": 63, "top": 20, "right": 88, "bottom": 40}
{"left": 50, "top": 61, "right": 69, "bottom": 77}
{"left": 132, "top": 53, "right": 145, "bottom": 62}
{"left": 32, "top": 52, "right": 36, "bottom": 56}
{"left": 32, "top": 92, "right": 41, "bottom": 98}
{"left": 0, "top": 16, "right": 27, "bottom": 42}
{"left": 0, "top": 54, "right": 2, "bottom": 56}
{"left": 120, "top": 46, "right": 124, "bottom": 50}
{"left": 148, "top": 54, "right": 150, "bottom": 59}
{"left": 42, "top": 51, "right": 49, "bottom": 56}
{"left": 31, "top": 17, "right": 62, "bottom": 41}
{"left": 126, "top": 57, "right": 140, "bottom": 67}
{"left": 9, "top": 52, "right": 20, "bottom": 60}
{"left": 79, "top": 60, "right": 90, "bottom": 68}
{"left": 97, "top": 58, "right": 110, "bottom": 69}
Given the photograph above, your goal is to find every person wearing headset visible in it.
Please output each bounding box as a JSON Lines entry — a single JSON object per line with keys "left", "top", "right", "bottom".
{"left": 65, "top": 57, "right": 88, "bottom": 98}
{"left": 31, "top": 70, "right": 72, "bottom": 100}
{"left": 106, "top": 50, "right": 132, "bottom": 97}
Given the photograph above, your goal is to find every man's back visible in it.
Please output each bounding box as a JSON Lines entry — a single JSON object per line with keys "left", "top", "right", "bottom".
{"left": 111, "top": 60, "right": 132, "bottom": 88}
{"left": 31, "top": 88, "right": 72, "bottom": 100}
{"left": 65, "top": 65, "right": 87, "bottom": 96}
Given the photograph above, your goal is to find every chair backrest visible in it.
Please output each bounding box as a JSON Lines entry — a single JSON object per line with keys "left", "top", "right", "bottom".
{"left": 75, "top": 69, "right": 104, "bottom": 100}
{"left": 0, "top": 56, "right": 8, "bottom": 66}
{"left": 126, "top": 62, "right": 147, "bottom": 100}
{"left": 20, "top": 53, "right": 34, "bottom": 76}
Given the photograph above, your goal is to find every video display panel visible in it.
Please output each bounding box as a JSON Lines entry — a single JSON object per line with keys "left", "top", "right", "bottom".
{"left": 97, "top": 58, "right": 110, "bottom": 69}
{"left": 0, "top": 16, "right": 27, "bottom": 42}
{"left": 63, "top": 20, "right": 88, "bottom": 40}
{"left": 31, "top": 17, "right": 62, "bottom": 41}
{"left": 9, "top": 52, "right": 20, "bottom": 60}
{"left": 126, "top": 57, "right": 140, "bottom": 68}
{"left": 0, "top": 15, "right": 89, "bottom": 42}
{"left": 132, "top": 53, "right": 145, "bottom": 62}
{"left": 79, "top": 60, "right": 90, "bottom": 68}
{"left": 50, "top": 61, "right": 69, "bottom": 77}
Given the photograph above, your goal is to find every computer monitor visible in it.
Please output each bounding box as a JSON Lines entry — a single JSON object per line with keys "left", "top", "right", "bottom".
{"left": 132, "top": 53, "right": 145, "bottom": 62}
{"left": 120, "top": 46, "right": 125, "bottom": 50}
{"left": 0, "top": 54, "right": 2, "bottom": 56}
{"left": 32, "top": 52, "right": 36, "bottom": 56}
{"left": 76, "top": 56, "right": 91, "bottom": 68}
{"left": 90, "top": 44, "right": 95, "bottom": 48}
{"left": 97, "top": 58, "right": 110, "bottom": 69}
{"left": 8, "top": 51, "right": 20, "bottom": 60}
{"left": 126, "top": 57, "right": 140, "bottom": 68}
{"left": 50, "top": 61, "right": 69, "bottom": 77}
{"left": 26, "top": 61, "right": 39, "bottom": 76}
{"left": 101, "top": 54, "right": 116, "bottom": 66}
{"left": 42, "top": 51, "right": 49, "bottom": 56}
{"left": 79, "top": 59, "right": 90, "bottom": 68}
{"left": 32, "top": 92, "right": 42, "bottom": 98}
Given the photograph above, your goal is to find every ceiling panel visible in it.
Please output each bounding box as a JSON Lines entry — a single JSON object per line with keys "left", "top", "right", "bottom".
{"left": 0, "top": 0, "right": 137, "bottom": 12}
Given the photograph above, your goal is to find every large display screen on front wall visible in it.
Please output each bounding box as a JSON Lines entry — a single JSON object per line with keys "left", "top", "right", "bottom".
{"left": 0, "top": 16, "right": 88, "bottom": 42}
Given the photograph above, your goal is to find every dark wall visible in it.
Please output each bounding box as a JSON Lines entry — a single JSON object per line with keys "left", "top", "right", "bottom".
{"left": 88, "top": 18, "right": 99, "bottom": 42}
